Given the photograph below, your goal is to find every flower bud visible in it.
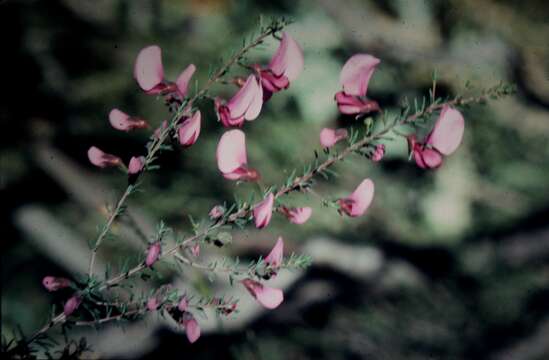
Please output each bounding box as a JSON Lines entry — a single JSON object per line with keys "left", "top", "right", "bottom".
{"left": 42, "top": 276, "right": 71, "bottom": 292}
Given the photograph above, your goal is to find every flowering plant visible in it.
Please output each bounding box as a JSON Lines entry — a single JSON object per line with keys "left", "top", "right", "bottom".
{"left": 3, "top": 17, "right": 514, "bottom": 358}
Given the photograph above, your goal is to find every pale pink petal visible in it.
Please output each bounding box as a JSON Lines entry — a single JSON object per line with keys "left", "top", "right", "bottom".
{"left": 269, "top": 32, "right": 304, "bottom": 82}
{"left": 109, "top": 109, "right": 131, "bottom": 131}
{"left": 178, "top": 296, "right": 188, "bottom": 312}
{"left": 244, "top": 77, "right": 263, "bottom": 121}
{"left": 253, "top": 193, "right": 274, "bottom": 229}
{"left": 427, "top": 105, "right": 465, "bottom": 156}
{"left": 134, "top": 45, "right": 164, "bottom": 92}
{"left": 340, "top": 54, "right": 380, "bottom": 97}
{"left": 146, "top": 242, "right": 161, "bottom": 267}
{"left": 178, "top": 110, "right": 201, "bottom": 147}
{"left": 265, "top": 236, "right": 284, "bottom": 268}
{"left": 128, "top": 156, "right": 145, "bottom": 175}
{"left": 287, "top": 207, "right": 312, "bottom": 224}
{"left": 242, "top": 279, "right": 284, "bottom": 309}
{"left": 216, "top": 129, "right": 248, "bottom": 175}
{"left": 372, "top": 144, "right": 385, "bottom": 162}
{"left": 182, "top": 313, "right": 201, "bottom": 343}
{"left": 87, "top": 146, "right": 121, "bottom": 168}
{"left": 176, "top": 64, "right": 196, "bottom": 98}
{"left": 227, "top": 75, "right": 260, "bottom": 119}
{"left": 320, "top": 128, "right": 348, "bottom": 148}
{"left": 340, "top": 178, "right": 375, "bottom": 217}
{"left": 147, "top": 297, "right": 159, "bottom": 311}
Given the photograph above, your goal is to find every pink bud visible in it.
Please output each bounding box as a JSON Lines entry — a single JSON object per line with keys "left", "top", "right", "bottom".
{"left": 147, "top": 297, "right": 159, "bottom": 311}
{"left": 241, "top": 279, "right": 283, "bottom": 309}
{"left": 265, "top": 236, "right": 284, "bottom": 269}
{"left": 134, "top": 45, "right": 165, "bottom": 94}
{"left": 178, "top": 111, "right": 201, "bottom": 147}
{"left": 320, "top": 128, "right": 348, "bottom": 148}
{"left": 63, "top": 295, "right": 82, "bottom": 316}
{"left": 340, "top": 54, "right": 380, "bottom": 97}
{"left": 146, "top": 242, "right": 161, "bottom": 267}
{"left": 338, "top": 178, "right": 375, "bottom": 217}
{"left": 190, "top": 243, "right": 200, "bottom": 257}
{"left": 426, "top": 105, "right": 465, "bottom": 156}
{"left": 253, "top": 193, "right": 274, "bottom": 229}
{"left": 182, "top": 312, "right": 201, "bottom": 343}
{"left": 87, "top": 146, "right": 122, "bottom": 168}
{"left": 209, "top": 205, "right": 225, "bottom": 220}
{"left": 282, "top": 206, "right": 312, "bottom": 225}
{"left": 153, "top": 120, "right": 168, "bottom": 140}
{"left": 109, "top": 109, "right": 148, "bottom": 131}
{"left": 216, "top": 130, "right": 259, "bottom": 181}
{"left": 175, "top": 64, "right": 196, "bottom": 98}
{"left": 215, "top": 75, "right": 263, "bottom": 127}
{"left": 371, "top": 144, "right": 385, "bottom": 162}
{"left": 178, "top": 296, "right": 189, "bottom": 312}
{"left": 128, "top": 156, "right": 145, "bottom": 175}
{"left": 42, "top": 276, "right": 71, "bottom": 292}
{"left": 335, "top": 91, "right": 380, "bottom": 115}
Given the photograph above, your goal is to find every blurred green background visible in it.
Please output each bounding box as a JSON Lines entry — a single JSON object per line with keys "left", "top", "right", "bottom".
{"left": 2, "top": 0, "right": 549, "bottom": 359}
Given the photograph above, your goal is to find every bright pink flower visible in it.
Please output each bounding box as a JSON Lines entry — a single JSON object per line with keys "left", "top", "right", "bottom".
{"left": 178, "top": 111, "right": 201, "bottom": 147}
{"left": 216, "top": 129, "right": 259, "bottom": 181}
{"left": 256, "top": 32, "right": 304, "bottom": 100}
{"left": 87, "top": 146, "right": 122, "bottom": 168}
{"left": 265, "top": 236, "right": 284, "bottom": 269}
{"left": 178, "top": 296, "right": 188, "bottom": 312}
{"left": 335, "top": 54, "right": 380, "bottom": 115}
{"left": 281, "top": 206, "right": 312, "bottom": 224}
{"left": 372, "top": 144, "right": 385, "bottom": 162}
{"left": 175, "top": 64, "right": 196, "bottom": 98}
{"left": 134, "top": 45, "right": 165, "bottom": 94}
{"left": 146, "top": 297, "right": 159, "bottom": 311}
{"left": 128, "top": 156, "right": 145, "bottom": 175}
{"left": 320, "top": 128, "right": 348, "bottom": 148}
{"left": 63, "top": 295, "right": 82, "bottom": 316}
{"left": 253, "top": 193, "right": 274, "bottom": 229}
{"left": 182, "top": 312, "right": 200, "bottom": 343}
{"left": 146, "top": 242, "right": 161, "bottom": 267}
{"left": 409, "top": 106, "right": 465, "bottom": 169}
{"left": 338, "top": 178, "right": 375, "bottom": 217}
{"left": 215, "top": 75, "right": 263, "bottom": 127}
{"left": 42, "top": 276, "right": 71, "bottom": 292}
{"left": 209, "top": 205, "right": 225, "bottom": 220}
{"left": 241, "top": 279, "right": 283, "bottom": 309}
{"left": 109, "top": 109, "right": 148, "bottom": 131}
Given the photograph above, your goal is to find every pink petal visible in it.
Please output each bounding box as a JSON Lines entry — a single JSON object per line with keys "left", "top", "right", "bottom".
{"left": 341, "top": 178, "right": 375, "bottom": 217}
{"left": 87, "top": 146, "right": 121, "bottom": 168}
{"left": 146, "top": 242, "right": 161, "bottom": 267}
{"left": 265, "top": 236, "right": 284, "bottom": 268}
{"left": 178, "top": 110, "right": 201, "bottom": 147}
{"left": 209, "top": 205, "right": 225, "bottom": 219}
{"left": 176, "top": 64, "right": 196, "bottom": 98}
{"left": 421, "top": 148, "right": 443, "bottom": 169}
{"left": 227, "top": 75, "right": 262, "bottom": 120}
{"left": 128, "top": 156, "right": 145, "bottom": 175}
{"left": 134, "top": 45, "right": 164, "bottom": 92}
{"left": 147, "top": 297, "right": 159, "bottom": 311}
{"left": 216, "top": 129, "right": 248, "bottom": 176}
{"left": 340, "top": 54, "right": 380, "bottom": 97}
{"left": 64, "top": 295, "right": 82, "bottom": 316}
{"left": 178, "top": 296, "right": 188, "bottom": 312}
{"left": 42, "top": 276, "right": 71, "bottom": 292}
{"left": 372, "top": 144, "right": 385, "bottom": 162}
{"left": 287, "top": 207, "right": 312, "bottom": 224}
{"left": 320, "top": 128, "right": 348, "bottom": 148}
{"left": 269, "top": 32, "right": 304, "bottom": 82}
{"left": 242, "top": 279, "right": 284, "bottom": 309}
{"left": 182, "top": 313, "right": 201, "bottom": 343}
{"left": 244, "top": 77, "right": 263, "bottom": 121}
{"left": 253, "top": 193, "right": 274, "bottom": 229}
{"left": 109, "top": 109, "right": 131, "bottom": 131}
{"left": 427, "top": 105, "right": 465, "bottom": 156}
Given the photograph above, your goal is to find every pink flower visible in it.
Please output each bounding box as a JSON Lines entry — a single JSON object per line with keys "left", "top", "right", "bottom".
{"left": 178, "top": 296, "right": 188, "bottom": 312}
{"left": 335, "top": 54, "right": 380, "bottom": 115}
{"left": 146, "top": 242, "right": 161, "bottom": 267}
{"left": 215, "top": 75, "right": 263, "bottom": 128}
{"left": 175, "top": 64, "right": 196, "bottom": 98}
{"left": 134, "top": 45, "right": 195, "bottom": 98}
{"left": 87, "top": 146, "right": 122, "bottom": 168}
{"left": 338, "top": 178, "right": 375, "bottom": 217}
{"left": 209, "top": 205, "right": 225, "bottom": 220}
{"left": 265, "top": 236, "right": 284, "bottom": 269}
{"left": 409, "top": 106, "right": 465, "bottom": 169}
{"left": 320, "top": 128, "right": 348, "bottom": 148}
{"left": 241, "top": 279, "right": 283, "bottom": 309}
{"left": 128, "top": 156, "right": 145, "bottom": 175}
{"left": 109, "top": 109, "right": 148, "bottom": 131}
{"left": 177, "top": 110, "right": 201, "bottom": 147}
{"left": 42, "top": 276, "right": 71, "bottom": 292}
{"left": 146, "top": 297, "right": 159, "bottom": 311}
{"left": 181, "top": 312, "right": 201, "bottom": 343}
{"left": 255, "top": 32, "right": 304, "bottom": 100}
{"left": 63, "top": 295, "right": 82, "bottom": 316}
{"left": 281, "top": 206, "right": 312, "bottom": 224}
{"left": 216, "top": 129, "right": 259, "bottom": 181}
{"left": 253, "top": 193, "right": 274, "bottom": 229}
{"left": 371, "top": 144, "right": 385, "bottom": 162}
